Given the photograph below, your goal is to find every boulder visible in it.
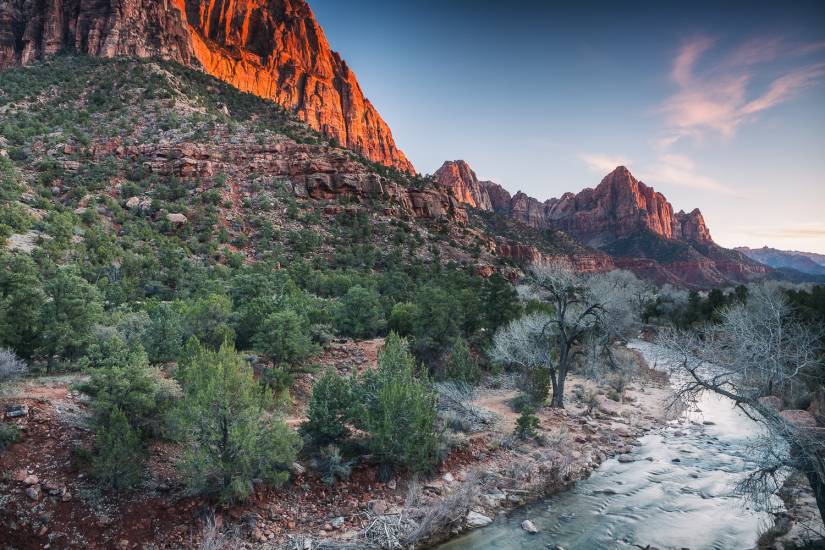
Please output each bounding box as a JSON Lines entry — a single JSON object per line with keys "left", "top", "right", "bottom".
{"left": 5, "top": 404, "right": 29, "bottom": 418}
{"left": 465, "top": 511, "right": 493, "bottom": 528}
{"left": 521, "top": 519, "right": 539, "bottom": 534}
{"left": 166, "top": 213, "right": 188, "bottom": 225}
{"left": 125, "top": 196, "right": 140, "bottom": 209}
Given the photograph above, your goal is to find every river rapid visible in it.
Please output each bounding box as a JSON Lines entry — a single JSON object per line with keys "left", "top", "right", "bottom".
{"left": 438, "top": 340, "right": 778, "bottom": 550}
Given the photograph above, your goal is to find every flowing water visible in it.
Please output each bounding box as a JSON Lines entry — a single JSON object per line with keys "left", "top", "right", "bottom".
{"left": 438, "top": 340, "right": 778, "bottom": 550}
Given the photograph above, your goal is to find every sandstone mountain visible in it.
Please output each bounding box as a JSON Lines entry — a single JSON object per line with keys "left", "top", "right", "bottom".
{"left": 434, "top": 161, "right": 767, "bottom": 287}
{"left": 0, "top": 0, "right": 414, "bottom": 173}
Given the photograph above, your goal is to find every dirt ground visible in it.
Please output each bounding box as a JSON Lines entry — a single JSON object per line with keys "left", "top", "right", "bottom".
{"left": 0, "top": 342, "right": 672, "bottom": 549}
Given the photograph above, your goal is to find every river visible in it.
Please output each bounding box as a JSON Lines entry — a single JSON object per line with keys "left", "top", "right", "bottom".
{"left": 438, "top": 340, "right": 778, "bottom": 550}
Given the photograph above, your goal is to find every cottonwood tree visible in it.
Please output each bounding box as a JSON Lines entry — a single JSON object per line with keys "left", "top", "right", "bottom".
{"left": 658, "top": 282, "right": 825, "bottom": 524}
{"left": 490, "top": 262, "right": 606, "bottom": 408}
{"left": 585, "top": 269, "right": 647, "bottom": 376}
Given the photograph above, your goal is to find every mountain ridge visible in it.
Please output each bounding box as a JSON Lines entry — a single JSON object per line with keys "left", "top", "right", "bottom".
{"left": 736, "top": 246, "right": 825, "bottom": 276}
{"left": 0, "top": 0, "right": 414, "bottom": 174}
{"left": 434, "top": 160, "right": 768, "bottom": 287}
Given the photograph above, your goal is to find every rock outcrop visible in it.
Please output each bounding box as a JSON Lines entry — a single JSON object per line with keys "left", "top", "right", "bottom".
{"left": 0, "top": 0, "right": 414, "bottom": 173}
{"left": 433, "top": 160, "right": 493, "bottom": 210}
{"left": 93, "top": 136, "right": 464, "bottom": 223}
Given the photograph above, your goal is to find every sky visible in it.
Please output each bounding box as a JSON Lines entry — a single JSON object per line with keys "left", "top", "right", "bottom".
{"left": 310, "top": 0, "right": 825, "bottom": 253}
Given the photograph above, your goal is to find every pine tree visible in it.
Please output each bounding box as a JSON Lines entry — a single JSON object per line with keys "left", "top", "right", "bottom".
{"left": 172, "top": 342, "right": 300, "bottom": 502}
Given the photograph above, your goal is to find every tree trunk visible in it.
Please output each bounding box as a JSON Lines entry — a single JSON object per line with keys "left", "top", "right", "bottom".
{"left": 804, "top": 461, "right": 825, "bottom": 527}
{"left": 548, "top": 369, "right": 559, "bottom": 408}
{"left": 553, "top": 371, "right": 566, "bottom": 408}
{"left": 552, "top": 345, "right": 569, "bottom": 408}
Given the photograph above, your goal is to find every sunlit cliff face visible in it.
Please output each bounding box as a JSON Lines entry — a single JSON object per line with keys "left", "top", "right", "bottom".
{"left": 0, "top": 0, "right": 414, "bottom": 174}
{"left": 174, "top": 0, "right": 414, "bottom": 174}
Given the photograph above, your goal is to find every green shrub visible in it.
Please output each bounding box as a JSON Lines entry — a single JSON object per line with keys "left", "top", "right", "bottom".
{"left": 0, "top": 422, "right": 20, "bottom": 451}
{"left": 0, "top": 203, "right": 32, "bottom": 234}
{"left": 515, "top": 406, "right": 540, "bottom": 440}
{"left": 301, "top": 369, "right": 354, "bottom": 446}
{"left": 143, "top": 303, "right": 185, "bottom": 363}
{"left": 388, "top": 302, "right": 417, "bottom": 336}
{"left": 526, "top": 367, "right": 551, "bottom": 405}
{"left": 311, "top": 444, "right": 355, "bottom": 486}
{"left": 92, "top": 407, "right": 143, "bottom": 491}
{"left": 261, "top": 366, "right": 295, "bottom": 396}
{"left": 77, "top": 346, "right": 180, "bottom": 438}
{"left": 172, "top": 342, "right": 300, "bottom": 503}
{"left": 334, "top": 285, "right": 385, "bottom": 338}
{"left": 441, "top": 337, "right": 480, "bottom": 385}
{"left": 354, "top": 333, "right": 441, "bottom": 478}
{"left": 253, "top": 309, "right": 318, "bottom": 366}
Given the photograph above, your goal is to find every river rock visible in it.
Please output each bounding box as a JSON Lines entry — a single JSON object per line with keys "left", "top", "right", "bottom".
{"left": 617, "top": 455, "right": 636, "bottom": 463}
{"left": 466, "top": 511, "right": 493, "bottom": 528}
{"left": 521, "top": 519, "right": 539, "bottom": 533}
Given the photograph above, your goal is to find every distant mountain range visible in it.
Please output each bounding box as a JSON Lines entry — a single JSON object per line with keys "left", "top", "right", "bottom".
{"left": 435, "top": 161, "right": 768, "bottom": 287}
{"left": 735, "top": 246, "right": 825, "bottom": 277}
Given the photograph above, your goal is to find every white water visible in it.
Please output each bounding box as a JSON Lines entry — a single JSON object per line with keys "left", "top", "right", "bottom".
{"left": 438, "top": 340, "right": 778, "bottom": 550}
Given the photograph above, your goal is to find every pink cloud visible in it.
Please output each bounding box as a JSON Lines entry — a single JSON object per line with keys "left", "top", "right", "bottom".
{"left": 660, "top": 37, "right": 825, "bottom": 143}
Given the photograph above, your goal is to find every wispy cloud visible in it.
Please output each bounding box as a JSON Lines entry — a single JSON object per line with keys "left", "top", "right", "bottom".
{"left": 639, "top": 153, "right": 742, "bottom": 196}
{"left": 660, "top": 37, "right": 825, "bottom": 143}
{"left": 578, "top": 153, "right": 630, "bottom": 173}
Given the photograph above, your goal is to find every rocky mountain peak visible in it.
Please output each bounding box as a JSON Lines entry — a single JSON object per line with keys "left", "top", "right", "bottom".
{"left": 433, "top": 160, "right": 493, "bottom": 210}
{"left": 0, "top": 0, "right": 414, "bottom": 174}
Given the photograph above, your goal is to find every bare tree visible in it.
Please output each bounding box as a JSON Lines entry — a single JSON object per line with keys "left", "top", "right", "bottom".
{"left": 0, "top": 348, "right": 27, "bottom": 384}
{"left": 658, "top": 282, "right": 825, "bottom": 524}
{"left": 490, "top": 262, "right": 606, "bottom": 408}
{"left": 586, "top": 269, "right": 647, "bottom": 374}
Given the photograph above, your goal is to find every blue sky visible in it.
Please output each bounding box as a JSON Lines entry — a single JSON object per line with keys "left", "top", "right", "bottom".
{"left": 311, "top": 1, "right": 825, "bottom": 253}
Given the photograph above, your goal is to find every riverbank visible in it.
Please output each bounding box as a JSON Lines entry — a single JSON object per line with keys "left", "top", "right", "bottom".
{"left": 290, "top": 352, "right": 673, "bottom": 549}
{"left": 0, "top": 342, "right": 671, "bottom": 549}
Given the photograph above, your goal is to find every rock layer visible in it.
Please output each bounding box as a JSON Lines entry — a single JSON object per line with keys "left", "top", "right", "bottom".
{"left": 0, "top": 0, "right": 414, "bottom": 173}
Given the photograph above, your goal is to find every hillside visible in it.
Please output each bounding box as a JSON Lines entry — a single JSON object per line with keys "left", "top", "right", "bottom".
{"left": 0, "top": 0, "right": 414, "bottom": 173}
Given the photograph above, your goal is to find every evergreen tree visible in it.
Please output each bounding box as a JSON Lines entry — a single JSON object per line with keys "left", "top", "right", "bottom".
{"left": 354, "top": 333, "right": 440, "bottom": 478}
{"left": 301, "top": 369, "right": 354, "bottom": 446}
{"left": 335, "top": 285, "right": 386, "bottom": 338}
{"left": 92, "top": 406, "right": 143, "bottom": 491}
{"left": 0, "top": 252, "right": 45, "bottom": 358}
{"left": 40, "top": 269, "right": 103, "bottom": 370}
{"left": 253, "top": 309, "right": 318, "bottom": 366}
{"left": 172, "top": 342, "right": 300, "bottom": 502}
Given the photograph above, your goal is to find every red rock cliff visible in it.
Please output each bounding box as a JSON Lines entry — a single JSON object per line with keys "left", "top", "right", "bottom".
{"left": 433, "top": 160, "right": 493, "bottom": 210}
{"left": 0, "top": 0, "right": 414, "bottom": 174}
{"left": 543, "top": 166, "right": 714, "bottom": 246}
